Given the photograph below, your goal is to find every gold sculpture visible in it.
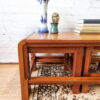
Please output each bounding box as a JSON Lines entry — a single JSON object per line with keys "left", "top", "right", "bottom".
{"left": 52, "top": 13, "right": 59, "bottom": 23}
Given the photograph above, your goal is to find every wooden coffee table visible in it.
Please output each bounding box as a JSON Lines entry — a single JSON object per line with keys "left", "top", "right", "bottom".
{"left": 18, "top": 32, "right": 100, "bottom": 100}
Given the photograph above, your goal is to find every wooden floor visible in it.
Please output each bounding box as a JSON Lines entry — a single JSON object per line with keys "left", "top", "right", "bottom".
{"left": 0, "top": 64, "right": 100, "bottom": 100}
{"left": 0, "top": 64, "right": 21, "bottom": 100}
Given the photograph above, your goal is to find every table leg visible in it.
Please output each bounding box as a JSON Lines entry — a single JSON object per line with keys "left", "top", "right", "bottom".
{"left": 64, "top": 53, "right": 69, "bottom": 71}
{"left": 82, "top": 48, "right": 92, "bottom": 93}
{"left": 72, "top": 48, "right": 84, "bottom": 93}
{"left": 31, "top": 53, "right": 37, "bottom": 71}
{"left": 18, "top": 41, "right": 30, "bottom": 100}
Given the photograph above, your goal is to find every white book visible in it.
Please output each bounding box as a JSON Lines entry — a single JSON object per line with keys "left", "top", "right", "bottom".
{"left": 74, "top": 30, "right": 81, "bottom": 34}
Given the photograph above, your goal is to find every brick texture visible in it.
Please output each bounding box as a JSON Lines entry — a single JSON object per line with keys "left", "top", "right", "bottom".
{"left": 0, "top": 0, "right": 100, "bottom": 63}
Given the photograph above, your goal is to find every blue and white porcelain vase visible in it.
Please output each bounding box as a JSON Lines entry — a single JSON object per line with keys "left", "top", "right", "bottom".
{"left": 37, "top": 0, "right": 49, "bottom": 33}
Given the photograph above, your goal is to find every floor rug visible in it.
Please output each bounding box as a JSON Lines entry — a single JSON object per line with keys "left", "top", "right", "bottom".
{"left": 31, "top": 64, "right": 100, "bottom": 100}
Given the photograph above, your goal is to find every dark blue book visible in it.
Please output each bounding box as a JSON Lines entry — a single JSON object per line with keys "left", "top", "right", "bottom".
{"left": 84, "top": 19, "right": 100, "bottom": 24}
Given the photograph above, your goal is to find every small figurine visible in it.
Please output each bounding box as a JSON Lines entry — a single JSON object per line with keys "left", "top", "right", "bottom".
{"left": 50, "top": 12, "right": 60, "bottom": 34}
{"left": 52, "top": 13, "right": 59, "bottom": 23}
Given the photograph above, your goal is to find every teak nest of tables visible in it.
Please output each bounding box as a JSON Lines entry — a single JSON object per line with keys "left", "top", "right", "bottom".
{"left": 18, "top": 32, "right": 100, "bottom": 100}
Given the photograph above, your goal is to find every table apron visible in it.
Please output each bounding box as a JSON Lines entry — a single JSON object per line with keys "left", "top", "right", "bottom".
{"left": 26, "top": 43, "right": 100, "bottom": 48}
{"left": 28, "top": 47, "right": 79, "bottom": 53}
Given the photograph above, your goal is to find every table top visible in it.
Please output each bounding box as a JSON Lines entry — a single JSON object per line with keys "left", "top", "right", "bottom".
{"left": 27, "top": 32, "right": 100, "bottom": 40}
{"left": 25, "top": 32, "right": 100, "bottom": 44}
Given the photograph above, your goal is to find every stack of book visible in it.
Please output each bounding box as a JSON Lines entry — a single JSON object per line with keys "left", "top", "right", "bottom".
{"left": 74, "top": 19, "right": 100, "bottom": 34}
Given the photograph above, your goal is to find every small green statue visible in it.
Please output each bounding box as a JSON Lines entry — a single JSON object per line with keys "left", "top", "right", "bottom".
{"left": 50, "top": 13, "right": 59, "bottom": 34}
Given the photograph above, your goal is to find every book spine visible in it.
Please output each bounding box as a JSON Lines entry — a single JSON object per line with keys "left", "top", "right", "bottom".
{"left": 80, "top": 30, "right": 100, "bottom": 33}
{"left": 83, "top": 24, "right": 100, "bottom": 26}
{"left": 82, "top": 26, "right": 100, "bottom": 30}
{"left": 84, "top": 19, "right": 100, "bottom": 24}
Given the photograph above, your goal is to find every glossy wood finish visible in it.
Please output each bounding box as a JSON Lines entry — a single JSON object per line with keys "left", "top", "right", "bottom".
{"left": 72, "top": 48, "right": 84, "bottom": 93}
{"left": 36, "top": 56, "right": 64, "bottom": 63}
{"left": 18, "top": 32, "right": 100, "bottom": 100}
{"left": 29, "top": 77, "right": 100, "bottom": 85}
{"left": 82, "top": 47, "right": 100, "bottom": 93}
{"left": 18, "top": 41, "right": 30, "bottom": 100}
{"left": 29, "top": 47, "right": 82, "bottom": 94}
{"left": 27, "top": 32, "right": 100, "bottom": 41}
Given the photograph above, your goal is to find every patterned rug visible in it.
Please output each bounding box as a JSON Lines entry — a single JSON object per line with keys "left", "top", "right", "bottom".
{"left": 31, "top": 64, "right": 100, "bottom": 100}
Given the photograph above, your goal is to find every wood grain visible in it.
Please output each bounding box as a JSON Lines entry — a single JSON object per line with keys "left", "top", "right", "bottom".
{"left": 18, "top": 32, "right": 100, "bottom": 99}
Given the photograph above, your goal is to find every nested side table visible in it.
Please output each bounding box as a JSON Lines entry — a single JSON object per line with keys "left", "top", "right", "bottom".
{"left": 82, "top": 47, "right": 100, "bottom": 93}
{"left": 18, "top": 32, "right": 100, "bottom": 100}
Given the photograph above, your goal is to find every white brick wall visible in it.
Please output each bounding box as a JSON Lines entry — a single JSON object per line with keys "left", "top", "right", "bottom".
{"left": 0, "top": 0, "right": 100, "bottom": 63}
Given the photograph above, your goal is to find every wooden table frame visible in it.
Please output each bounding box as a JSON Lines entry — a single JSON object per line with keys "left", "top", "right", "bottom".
{"left": 18, "top": 33, "right": 100, "bottom": 100}
{"left": 82, "top": 47, "right": 100, "bottom": 93}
